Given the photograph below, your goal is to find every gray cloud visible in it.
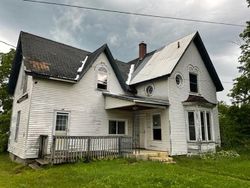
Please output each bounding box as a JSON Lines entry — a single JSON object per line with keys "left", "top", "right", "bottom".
{"left": 0, "top": 0, "right": 249, "bottom": 104}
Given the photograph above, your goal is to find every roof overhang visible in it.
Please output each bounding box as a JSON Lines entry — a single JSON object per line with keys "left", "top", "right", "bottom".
{"left": 182, "top": 95, "right": 217, "bottom": 108}
{"left": 103, "top": 92, "right": 169, "bottom": 110}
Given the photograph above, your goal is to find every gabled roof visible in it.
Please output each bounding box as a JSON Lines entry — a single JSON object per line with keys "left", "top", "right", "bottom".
{"left": 128, "top": 32, "right": 223, "bottom": 92}
{"left": 8, "top": 31, "right": 129, "bottom": 94}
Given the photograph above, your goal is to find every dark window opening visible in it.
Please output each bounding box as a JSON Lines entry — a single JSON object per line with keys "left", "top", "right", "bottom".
{"left": 152, "top": 114, "right": 162, "bottom": 140}
{"left": 109, "top": 120, "right": 125, "bottom": 135}
{"left": 188, "top": 112, "right": 196, "bottom": 141}
{"left": 206, "top": 112, "right": 212, "bottom": 140}
{"left": 200, "top": 111, "right": 206, "bottom": 141}
{"left": 189, "top": 73, "right": 198, "bottom": 93}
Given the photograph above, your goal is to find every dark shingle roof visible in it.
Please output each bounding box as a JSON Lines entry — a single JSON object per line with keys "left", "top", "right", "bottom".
{"left": 183, "top": 95, "right": 216, "bottom": 105}
{"left": 21, "top": 31, "right": 91, "bottom": 81}
{"left": 9, "top": 31, "right": 130, "bottom": 94}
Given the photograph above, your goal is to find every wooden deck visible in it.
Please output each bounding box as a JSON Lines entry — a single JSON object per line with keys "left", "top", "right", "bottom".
{"left": 39, "top": 135, "right": 133, "bottom": 164}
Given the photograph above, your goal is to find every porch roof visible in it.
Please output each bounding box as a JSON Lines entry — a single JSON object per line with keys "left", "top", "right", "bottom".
{"left": 103, "top": 92, "right": 169, "bottom": 110}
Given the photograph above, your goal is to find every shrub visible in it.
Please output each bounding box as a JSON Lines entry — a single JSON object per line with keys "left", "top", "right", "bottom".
{"left": 200, "top": 150, "right": 240, "bottom": 160}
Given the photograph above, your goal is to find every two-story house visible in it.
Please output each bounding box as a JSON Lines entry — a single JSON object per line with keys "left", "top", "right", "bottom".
{"left": 8, "top": 31, "right": 223, "bottom": 162}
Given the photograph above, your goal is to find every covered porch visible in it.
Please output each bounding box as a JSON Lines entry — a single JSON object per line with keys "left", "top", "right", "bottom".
{"left": 103, "top": 92, "right": 170, "bottom": 154}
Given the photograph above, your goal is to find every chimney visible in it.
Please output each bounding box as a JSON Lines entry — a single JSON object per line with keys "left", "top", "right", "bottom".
{"left": 139, "top": 41, "right": 147, "bottom": 60}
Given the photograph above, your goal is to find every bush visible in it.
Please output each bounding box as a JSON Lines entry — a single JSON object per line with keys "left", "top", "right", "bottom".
{"left": 200, "top": 150, "right": 240, "bottom": 160}
{"left": 0, "top": 113, "right": 11, "bottom": 152}
{"left": 218, "top": 103, "right": 250, "bottom": 148}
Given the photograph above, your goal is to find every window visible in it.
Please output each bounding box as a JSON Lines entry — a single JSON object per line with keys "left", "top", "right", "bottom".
{"left": 152, "top": 114, "right": 161, "bottom": 140}
{"left": 206, "top": 112, "right": 212, "bottom": 141}
{"left": 21, "top": 73, "right": 27, "bottom": 94}
{"left": 145, "top": 85, "right": 154, "bottom": 96}
{"left": 189, "top": 73, "right": 198, "bottom": 93}
{"left": 14, "top": 111, "right": 21, "bottom": 142}
{"left": 200, "top": 111, "right": 206, "bottom": 141}
{"left": 97, "top": 66, "right": 108, "bottom": 90}
{"left": 109, "top": 120, "right": 125, "bottom": 135}
{"left": 175, "top": 74, "right": 183, "bottom": 87}
{"left": 188, "top": 112, "right": 196, "bottom": 141}
{"left": 55, "top": 112, "right": 69, "bottom": 131}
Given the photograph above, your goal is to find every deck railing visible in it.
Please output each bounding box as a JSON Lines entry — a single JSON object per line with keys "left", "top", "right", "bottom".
{"left": 47, "top": 135, "right": 132, "bottom": 164}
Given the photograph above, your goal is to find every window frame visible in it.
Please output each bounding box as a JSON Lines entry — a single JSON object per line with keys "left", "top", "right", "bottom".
{"left": 14, "top": 111, "right": 21, "bottom": 142}
{"left": 206, "top": 112, "right": 212, "bottom": 141}
{"left": 152, "top": 114, "right": 162, "bottom": 141}
{"left": 108, "top": 119, "right": 127, "bottom": 135}
{"left": 54, "top": 111, "right": 70, "bottom": 134}
{"left": 186, "top": 108, "right": 214, "bottom": 143}
{"left": 187, "top": 111, "right": 196, "bottom": 141}
{"left": 96, "top": 65, "right": 108, "bottom": 91}
{"left": 189, "top": 72, "right": 198, "bottom": 93}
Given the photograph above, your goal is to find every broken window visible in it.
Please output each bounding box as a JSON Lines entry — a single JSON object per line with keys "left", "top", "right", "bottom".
{"left": 97, "top": 66, "right": 108, "bottom": 90}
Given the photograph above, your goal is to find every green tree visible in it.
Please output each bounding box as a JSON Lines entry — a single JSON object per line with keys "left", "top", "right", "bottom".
{"left": 230, "top": 1, "right": 250, "bottom": 104}
{"left": 0, "top": 49, "right": 15, "bottom": 152}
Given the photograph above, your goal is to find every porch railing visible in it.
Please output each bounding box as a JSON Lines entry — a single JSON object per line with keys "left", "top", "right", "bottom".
{"left": 43, "top": 135, "right": 133, "bottom": 164}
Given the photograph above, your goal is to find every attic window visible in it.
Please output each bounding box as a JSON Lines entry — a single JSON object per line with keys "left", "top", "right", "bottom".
{"left": 175, "top": 74, "right": 183, "bottom": 87}
{"left": 189, "top": 73, "right": 198, "bottom": 93}
{"left": 145, "top": 85, "right": 154, "bottom": 96}
{"left": 97, "top": 66, "right": 108, "bottom": 90}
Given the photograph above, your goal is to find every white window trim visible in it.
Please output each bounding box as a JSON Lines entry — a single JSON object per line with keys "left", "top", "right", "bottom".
{"left": 185, "top": 108, "right": 214, "bottom": 143}
{"left": 186, "top": 110, "right": 197, "bottom": 142}
{"left": 189, "top": 72, "right": 199, "bottom": 94}
{"left": 95, "top": 63, "right": 109, "bottom": 91}
{"left": 151, "top": 113, "right": 162, "bottom": 141}
{"left": 14, "top": 111, "right": 21, "bottom": 142}
{"left": 174, "top": 72, "right": 184, "bottom": 88}
{"left": 108, "top": 119, "right": 128, "bottom": 135}
{"left": 53, "top": 110, "right": 71, "bottom": 136}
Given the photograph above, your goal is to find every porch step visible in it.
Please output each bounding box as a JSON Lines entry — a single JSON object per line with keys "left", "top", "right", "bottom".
{"left": 29, "top": 163, "right": 41, "bottom": 170}
{"left": 130, "top": 151, "right": 174, "bottom": 163}
{"left": 35, "top": 159, "right": 50, "bottom": 166}
{"left": 149, "top": 156, "right": 174, "bottom": 163}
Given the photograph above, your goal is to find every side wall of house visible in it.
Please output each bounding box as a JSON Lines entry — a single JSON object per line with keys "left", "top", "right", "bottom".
{"left": 8, "top": 62, "right": 33, "bottom": 159}
{"left": 168, "top": 42, "right": 220, "bottom": 155}
{"left": 26, "top": 53, "right": 133, "bottom": 158}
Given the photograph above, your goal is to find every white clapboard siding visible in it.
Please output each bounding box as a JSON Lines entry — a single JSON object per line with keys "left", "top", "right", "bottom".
{"left": 8, "top": 62, "right": 33, "bottom": 159}
{"left": 135, "top": 77, "right": 169, "bottom": 100}
{"left": 25, "top": 52, "right": 133, "bottom": 158}
{"left": 168, "top": 42, "right": 220, "bottom": 155}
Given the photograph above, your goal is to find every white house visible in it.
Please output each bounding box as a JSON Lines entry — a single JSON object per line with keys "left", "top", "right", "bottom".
{"left": 8, "top": 31, "right": 223, "bottom": 162}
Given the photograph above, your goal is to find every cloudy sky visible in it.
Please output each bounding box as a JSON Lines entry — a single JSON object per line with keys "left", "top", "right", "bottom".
{"left": 0, "top": 0, "right": 249, "bottom": 103}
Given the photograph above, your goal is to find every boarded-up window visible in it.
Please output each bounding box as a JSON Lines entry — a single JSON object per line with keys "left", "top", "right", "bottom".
{"left": 14, "top": 111, "right": 21, "bottom": 142}
{"left": 188, "top": 112, "right": 196, "bottom": 141}
{"left": 152, "top": 114, "right": 161, "bottom": 140}
{"left": 56, "top": 112, "right": 68, "bottom": 131}
{"left": 189, "top": 73, "right": 198, "bottom": 93}
{"left": 109, "top": 120, "right": 125, "bottom": 135}
{"left": 97, "top": 67, "right": 108, "bottom": 90}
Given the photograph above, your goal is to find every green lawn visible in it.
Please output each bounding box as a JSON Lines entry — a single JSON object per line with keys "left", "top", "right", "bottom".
{"left": 0, "top": 150, "right": 249, "bottom": 188}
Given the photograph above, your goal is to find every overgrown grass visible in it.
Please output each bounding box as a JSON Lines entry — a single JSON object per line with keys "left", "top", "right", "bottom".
{"left": 0, "top": 149, "right": 249, "bottom": 188}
